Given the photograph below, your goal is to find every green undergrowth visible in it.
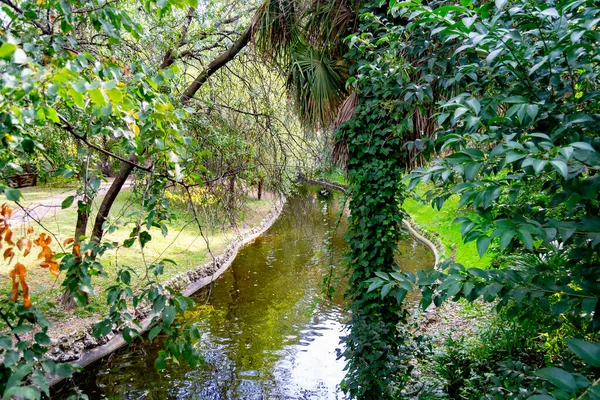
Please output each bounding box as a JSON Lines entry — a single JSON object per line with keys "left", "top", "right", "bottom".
{"left": 403, "top": 190, "right": 495, "bottom": 270}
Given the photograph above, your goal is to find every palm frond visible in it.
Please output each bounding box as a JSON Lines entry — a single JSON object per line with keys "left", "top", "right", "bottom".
{"left": 303, "top": 0, "right": 358, "bottom": 55}
{"left": 286, "top": 42, "right": 349, "bottom": 128}
{"left": 253, "top": 0, "right": 300, "bottom": 60}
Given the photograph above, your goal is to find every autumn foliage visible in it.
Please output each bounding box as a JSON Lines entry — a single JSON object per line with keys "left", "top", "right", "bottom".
{"left": 0, "top": 204, "right": 72, "bottom": 308}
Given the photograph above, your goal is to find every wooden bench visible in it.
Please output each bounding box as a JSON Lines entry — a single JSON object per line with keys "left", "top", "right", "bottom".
{"left": 8, "top": 173, "right": 37, "bottom": 188}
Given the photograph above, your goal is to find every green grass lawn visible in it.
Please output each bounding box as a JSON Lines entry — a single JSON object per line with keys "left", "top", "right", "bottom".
{"left": 0, "top": 188, "right": 274, "bottom": 322}
{"left": 0, "top": 186, "right": 76, "bottom": 207}
{"left": 403, "top": 191, "right": 495, "bottom": 270}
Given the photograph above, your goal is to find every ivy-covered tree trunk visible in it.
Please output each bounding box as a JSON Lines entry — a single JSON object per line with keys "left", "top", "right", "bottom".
{"left": 338, "top": 4, "right": 420, "bottom": 398}
{"left": 340, "top": 100, "right": 412, "bottom": 398}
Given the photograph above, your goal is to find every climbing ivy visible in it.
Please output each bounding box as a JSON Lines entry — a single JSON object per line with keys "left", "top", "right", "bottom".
{"left": 338, "top": 4, "right": 423, "bottom": 397}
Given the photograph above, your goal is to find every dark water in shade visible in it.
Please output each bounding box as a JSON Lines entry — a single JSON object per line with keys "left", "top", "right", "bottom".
{"left": 55, "top": 186, "right": 434, "bottom": 399}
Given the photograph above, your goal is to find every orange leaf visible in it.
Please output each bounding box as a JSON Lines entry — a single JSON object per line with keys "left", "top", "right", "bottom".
{"left": 4, "top": 247, "right": 14, "bottom": 262}
{"left": 24, "top": 240, "right": 32, "bottom": 257}
{"left": 1, "top": 204, "right": 12, "bottom": 219}
{"left": 4, "top": 228, "right": 14, "bottom": 246}
{"left": 37, "top": 245, "right": 52, "bottom": 261}
{"left": 47, "top": 261, "right": 59, "bottom": 277}
{"left": 10, "top": 273, "right": 18, "bottom": 302}
{"left": 63, "top": 237, "right": 75, "bottom": 246}
{"left": 16, "top": 237, "right": 28, "bottom": 252}
{"left": 44, "top": 235, "right": 52, "bottom": 245}
{"left": 33, "top": 233, "right": 47, "bottom": 246}
{"left": 18, "top": 274, "right": 30, "bottom": 308}
{"left": 26, "top": 225, "right": 34, "bottom": 235}
{"left": 13, "top": 262, "right": 26, "bottom": 277}
{"left": 73, "top": 244, "right": 81, "bottom": 258}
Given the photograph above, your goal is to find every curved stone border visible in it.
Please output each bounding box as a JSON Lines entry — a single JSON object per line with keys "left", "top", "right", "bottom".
{"left": 401, "top": 220, "right": 440, "bottom": 267}
{"left": 305, "top": 179, "right": 441, "bottom": 268}
{"left": 48, "top": 194, "right": 286, "bottom": 387}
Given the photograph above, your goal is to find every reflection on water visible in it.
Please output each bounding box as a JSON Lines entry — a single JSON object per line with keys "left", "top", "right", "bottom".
{"left": 56, "top": 186, "right": 434, "bottom": 399}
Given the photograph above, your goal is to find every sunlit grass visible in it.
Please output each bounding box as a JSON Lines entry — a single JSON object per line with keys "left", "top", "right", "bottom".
{"left": 403, "top": 191, "right": 495, "bottom": 270}
{"left": 0, "top": 189, "right": 274, "bottom": 321}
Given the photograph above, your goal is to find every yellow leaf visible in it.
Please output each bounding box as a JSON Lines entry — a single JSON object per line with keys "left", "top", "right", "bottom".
{"left": 128, "top": 122, "right": 140, "bottom": 136}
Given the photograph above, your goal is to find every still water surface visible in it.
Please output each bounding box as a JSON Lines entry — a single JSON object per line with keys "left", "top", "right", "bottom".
{"left": 57, "top": 186, "right": 434, "bottom": 399}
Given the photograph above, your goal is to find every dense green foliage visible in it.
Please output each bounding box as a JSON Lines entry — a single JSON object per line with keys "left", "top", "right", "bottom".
{"left": 392, "top": 0, "right": 599, "bottom": 396}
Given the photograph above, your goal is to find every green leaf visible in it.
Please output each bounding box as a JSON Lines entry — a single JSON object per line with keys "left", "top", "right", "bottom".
{"left": 92, "top": 319, "right": 113, "bottom": 337}
{"left": 495, "top": 0, "right": 507, "bottom": 9}
{"left": 105, "top": 87, "right": 123, "bottom": 103}
{"left": 13, "top": 48, "right": 28, "bottom": 64}
{"left": 4, "top": 188, "right": 22, "bottom": 202}
{"left": 12, "top": 324, "right": 32, "bottom": 334}
{"left": 55, "top": 363, "right": 73, "bottom": 378}
{"left": 380, "top": 283, "right": 392, "bottom": 299}
{"left": 162, "top": 306, "right": 176, "bottom": 326}
{"left": 89, "top": 88, "right": 106, "bottom": 106}
{"left": 499, "top": 230, "right": 514, "bottom": 250}
{"left": 0, "top": 43, "right": 17, "bottom": 59}
{"left": 61, "top": 195, "right": 74, "bottom": 209}
{"left": 550, "top": 160, "right": 568, "bottom": 179}
{"left": 3, "top": 350, "right": 19, "bottom": 366}
{"left": 476, "top": 235, "right": 490, "bottom": 257}
{"left": 464, "top": 163, "right": 481, "bottom": 181}
{"left": 153, "top": 295, "right": 166, "bottom": 313}
{"left": 43, "top": 107, "right": 59, "bottom": 123}
{"left": 140, "top": 231, "right": 152, "bottom": 248}
{"left": 517, "top": 229, "right": 534, "bottom": 250}
{"left": 2, "top": 386, "right": 40, "bottom": 400}
{"left": 566, "top": 338, "right": 600, "bottom": 367}
{"left": 536, "top": 367, "right": 577, "bottom": 393}
{"left": 149, "top": 326, "right": 162, "bottom": 341}
{"left": 34, "top": 332, "right": 51, "bottom": 346}
{"left": 154, "top": 356, "right": 166, "bottom": 370}
{"left": 367, "top": 279, "right": 384, "bottom": 293}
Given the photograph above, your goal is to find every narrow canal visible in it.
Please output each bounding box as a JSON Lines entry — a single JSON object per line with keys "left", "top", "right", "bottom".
{"left": 56, "top": 186, "right": 434, "bottom": 399}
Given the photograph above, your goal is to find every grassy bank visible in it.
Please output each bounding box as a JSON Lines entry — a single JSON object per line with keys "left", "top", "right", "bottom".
{"left": 0, "top": 186, "right": 274, "bottom": 328}
{"left": 403, "top": 192, "right": 494, "bottom": 270}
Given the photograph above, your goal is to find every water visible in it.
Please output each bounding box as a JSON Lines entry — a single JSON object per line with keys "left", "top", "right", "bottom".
{"left": 55, "top": 186, "right": 434, "bottom": 399}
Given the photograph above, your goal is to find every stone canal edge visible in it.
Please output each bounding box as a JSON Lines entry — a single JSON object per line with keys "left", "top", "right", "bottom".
{"left": 48, "top": 194, "right": 287, "bottom": 387}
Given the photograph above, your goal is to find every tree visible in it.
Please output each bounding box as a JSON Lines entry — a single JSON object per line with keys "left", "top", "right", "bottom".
{"left": 362, "top": 0, "right": 600, "bottom": 396}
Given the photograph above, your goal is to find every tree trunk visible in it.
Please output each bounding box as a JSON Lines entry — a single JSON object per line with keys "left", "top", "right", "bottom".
{"left": 228, "top": 174, "right": 237, "bottom": 228}
{"left": 257, "top": 179, "right": 263, "bottom": 200}
{"left": 61, "top": 181, "right": 94, "bottom": 309}
{"left": 180, "top": 24, "right": 253, "bottom": 104}
{"left": 159, "top": 7, "right": 196, "bottom": 70}
{"left": 92, "top": 157, "right": 136, "bottom": 243}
